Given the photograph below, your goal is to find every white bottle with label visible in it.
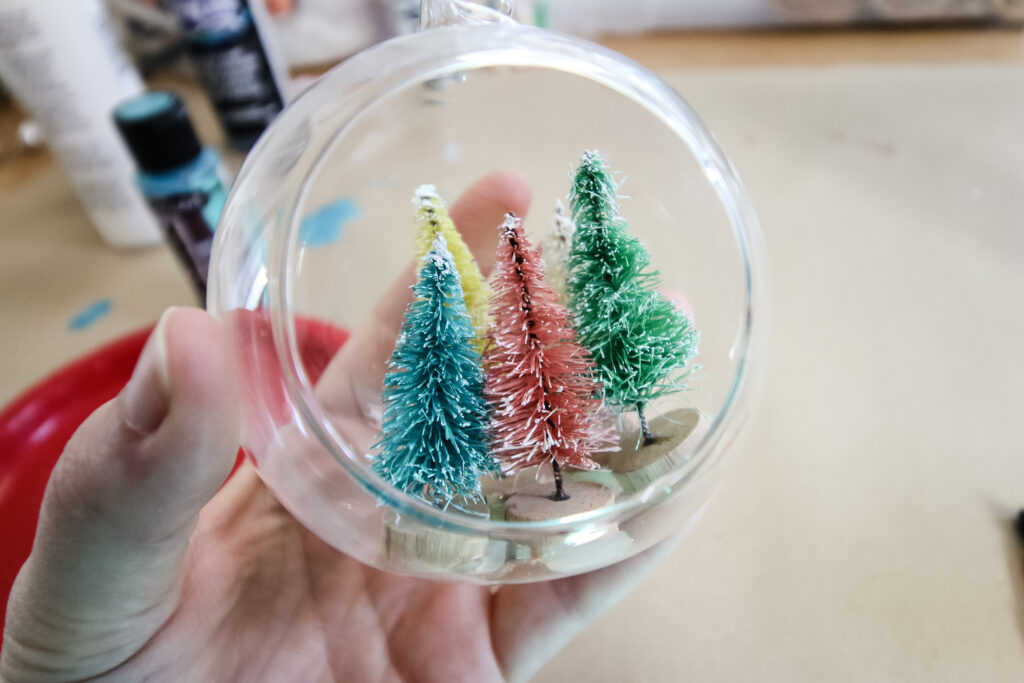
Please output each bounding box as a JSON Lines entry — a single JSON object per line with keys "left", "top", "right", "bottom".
{"left": 0, "top": 0, "right": 163, "bottom": 248}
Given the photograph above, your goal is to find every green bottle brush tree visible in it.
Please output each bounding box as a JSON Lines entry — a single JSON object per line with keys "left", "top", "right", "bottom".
{"left": 567, "top": 150, "right": 700, "bottom": 445}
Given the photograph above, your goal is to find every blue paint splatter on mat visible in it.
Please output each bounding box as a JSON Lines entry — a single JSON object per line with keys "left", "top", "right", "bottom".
{"left": 298, "top": 198, "right": 361, "bottom": 248}
{"left": 68, "top": 299, "right": 112, "bottom": 331}
{"left": 367, "top": 176, "right": 397, "bottom": 189}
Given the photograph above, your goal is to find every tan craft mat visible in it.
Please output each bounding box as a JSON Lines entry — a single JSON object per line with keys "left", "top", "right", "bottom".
{"left": 538, "top": 64, "right": 1024, "bottom": 682}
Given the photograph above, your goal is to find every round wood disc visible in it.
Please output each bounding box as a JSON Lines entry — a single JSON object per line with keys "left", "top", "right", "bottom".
{"left": 382, "top": 512, "right": 491, "bottom": 569}
{"left": 593, "top": 407, "right": 707, "bottom": 474}
{"left": 504, "top": 480, "right": 615, "bottom": 522}
{"left": 480, "top": 465, "right": 547, "bottom": 497}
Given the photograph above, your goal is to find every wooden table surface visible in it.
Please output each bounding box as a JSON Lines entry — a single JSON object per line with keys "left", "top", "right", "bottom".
{"left": 2, "top": 28, "right": 1023, "bottom": 682}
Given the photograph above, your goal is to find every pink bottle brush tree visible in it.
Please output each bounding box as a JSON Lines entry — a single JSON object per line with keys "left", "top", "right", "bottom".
{"left": 485, "top": 213, "right": 612, "bottom": 501}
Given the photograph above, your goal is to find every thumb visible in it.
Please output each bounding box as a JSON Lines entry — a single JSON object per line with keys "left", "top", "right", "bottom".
{"left": 1, "top": 307, "right": 241, "bottom": 681}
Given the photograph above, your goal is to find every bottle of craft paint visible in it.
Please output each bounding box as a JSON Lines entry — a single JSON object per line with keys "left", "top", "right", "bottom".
{"left": 166, "top": 0, "right": 289, "bottom": 150}
{"left": 0, "top": 0, "right": 163, "bottom": 248}
{"left": 114, "top": 92, "right": 229, "bottom": 301}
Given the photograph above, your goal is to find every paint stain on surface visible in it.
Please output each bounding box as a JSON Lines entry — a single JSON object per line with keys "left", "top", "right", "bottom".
{"left": 68, "top": 299, "right": 112, "bottom": 331}
{"left": 367, "top": 176, "right": 397, "bottom": 189}
{"left": 830, "top": 131, "right": 896, "bottom": 156}
{"left": 863, "top": 139, "right": 897, "bottom": 156}
{"left": 298, "top": 198, "right": 361, "bottom": 248}
{"left": 443, "top": 140, "right": 461, "bottom": 162}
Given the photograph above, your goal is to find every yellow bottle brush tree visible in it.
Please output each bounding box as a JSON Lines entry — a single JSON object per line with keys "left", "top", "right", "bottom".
{"left": 413, "top": 185, "right": 492, "bottom": 353}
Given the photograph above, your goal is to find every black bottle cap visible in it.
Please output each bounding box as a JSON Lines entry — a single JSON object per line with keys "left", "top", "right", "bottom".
{"left": 113, "top": 92, "right": 203, "bottom": 173}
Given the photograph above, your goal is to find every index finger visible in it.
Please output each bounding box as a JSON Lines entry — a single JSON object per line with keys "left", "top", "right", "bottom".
{"left": 315, "top": 171, "right": 532, "bottom": 419}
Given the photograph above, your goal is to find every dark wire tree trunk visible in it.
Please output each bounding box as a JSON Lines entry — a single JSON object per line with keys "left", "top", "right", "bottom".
{"left": 549, "top": 459, "right": 569, "bottom": 501}
{"left": 637, "top": 402, "right": 658, "bottom": 445}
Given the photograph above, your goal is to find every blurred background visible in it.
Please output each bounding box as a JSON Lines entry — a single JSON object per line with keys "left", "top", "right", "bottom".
{"left": 1, "top": 2, "right": 1023, "bottom": 681}
{"left": 107, "top": 0, "right": 1024, "bottom": 69}
{"left": 1, "top": 0, "right": 1021, "bottom": 365}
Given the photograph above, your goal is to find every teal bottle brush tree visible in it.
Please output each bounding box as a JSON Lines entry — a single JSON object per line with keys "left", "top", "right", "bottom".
{"left": 372, "top": 235, "right": 495, "bottom": 507}
{"left": 567, "top": 150, "right": 700, "bottom": 445}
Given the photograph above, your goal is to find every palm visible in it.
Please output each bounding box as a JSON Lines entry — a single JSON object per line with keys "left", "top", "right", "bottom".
{"left": 121, "top": 464, "right": 505, "bottom": 682}
{"left": 118, "top": 459, "right": 670, "bottom": 683}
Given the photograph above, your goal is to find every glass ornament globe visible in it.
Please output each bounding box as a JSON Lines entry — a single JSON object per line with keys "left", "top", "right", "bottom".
{"left": 208, "top": 0, "right": 769, "bottom": 583}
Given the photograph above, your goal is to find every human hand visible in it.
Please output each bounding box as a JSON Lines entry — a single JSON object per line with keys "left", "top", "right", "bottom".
{"left": 1, "top": 174, "right": 680, "bottom": 683}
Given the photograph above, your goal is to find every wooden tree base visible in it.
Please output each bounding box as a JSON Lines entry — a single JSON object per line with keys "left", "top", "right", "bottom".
{"left": 481, "top": 466, "right": 547, "bottom": 521}
{"left": 592, "top": 407, "right": 709, "bottom": 493}
{"left": 495, "top": 527, "right": 634, "bottom": 577}
{"left": 381, "top": 511, "right": 499, "bottom": 572}
{"left": 501, "top": 479, "right": 617, "bottom": 565}
{"left": 480, "top": 465, "right": 547, "bottom": 498}
{"left": 504, "top": 480, "right": 615, "bottom": 522}
{"left": 562, "top": 467, "right": 625, "bottom": 495}
{"left": 543, "top": 530, "right": 633, "bottom": 574}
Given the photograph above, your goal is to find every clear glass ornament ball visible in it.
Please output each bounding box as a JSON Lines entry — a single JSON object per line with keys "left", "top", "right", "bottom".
{"left": 208, "top": 1, "right": 769, "bottom": 583}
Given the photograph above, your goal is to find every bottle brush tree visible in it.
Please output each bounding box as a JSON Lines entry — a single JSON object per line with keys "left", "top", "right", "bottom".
{"left": 373, "top": 235, "right": 494, "bottom": 507}
{"left": 485, "top": 213, "right": 608, "bottom": 501}
{"left": 541, "top": 198, "right": 575, "bottom": 308}
{"left": 567, "top": 150, "right": 699, "bottom": 445}
{"left": 413, "top": 184, "right": 492, "bottom": 352}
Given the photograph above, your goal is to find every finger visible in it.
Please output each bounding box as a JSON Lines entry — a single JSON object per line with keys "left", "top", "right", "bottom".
{"left": 449, "top": 170, "right": 532, "bottom": 276}
{"left": 662, "top": 288, "right": 695, "bottom": 322}
{"left": 370, "top": 171, "right": 533, "bottom": 338}
{"left": 1, "top": 307, "right": 241, "bottom": 681}
{"left": 370, "top": 170, "right": 532, "bottom": 334}
{"left": 491, "top": 534, "right": 684, "bottom": 683}
{"left": 317, "top": 172, "right": 531, "bottom": 415}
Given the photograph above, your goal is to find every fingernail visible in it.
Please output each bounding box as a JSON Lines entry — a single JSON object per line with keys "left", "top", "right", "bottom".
{"left": 121, "top": 308, "right": 175, "bottom": 435}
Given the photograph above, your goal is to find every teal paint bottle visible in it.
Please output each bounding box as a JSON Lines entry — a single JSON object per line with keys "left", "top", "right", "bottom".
{"left": 114, "top": 92, "right": 229, "bottom": 301}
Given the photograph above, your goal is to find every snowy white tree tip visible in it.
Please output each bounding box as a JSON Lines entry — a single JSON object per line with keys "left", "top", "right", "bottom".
{"left": 554, "top": 197, "right": 568, "bottom": 218}
{"left": 542, "top": 199, "right": 575, "bottom": 307}
{"left": 414, "top": 184, "right": 443, "bottom": 208}
{"left": 426, "top": 234, "right": 457, "bottom": 276}
{"left": 498, "top": 212, "right": 522, "bottom": 237}
{"left": 550, "top": 199, "right": 574, "bottom": 238}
